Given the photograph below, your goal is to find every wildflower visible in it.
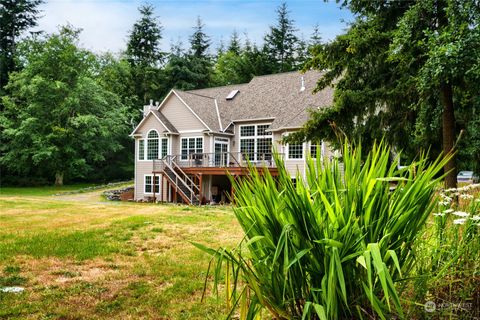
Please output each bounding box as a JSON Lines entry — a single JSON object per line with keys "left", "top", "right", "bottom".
{"left": 452, "top": 211, "right": 469, "bottom": 217}
{"left": 453, "top": 218, "right": 467, "bottom": 225}
{"left": 459, "top": 194, "right": 474, "bottom": 200}
{"left": 433, "top": 213, "right": 445, "bottom": 217}
{"left": 470, "top": 215, "right": 480, "bottom": 221}
{"left": 443, "top": 209, "right": 454, "bottom": 213}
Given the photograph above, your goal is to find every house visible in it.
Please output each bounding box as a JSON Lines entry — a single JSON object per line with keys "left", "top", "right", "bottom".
{"left": 130, "top": 70, "right": 334, "bottom": 204}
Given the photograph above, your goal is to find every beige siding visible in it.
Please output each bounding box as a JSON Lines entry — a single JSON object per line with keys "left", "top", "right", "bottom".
{"left": 134, "top": 114, "right": 171, "bottom": 201}
{"left": 134, "top": 139, "right": 169, "bottom": 201}
{"left": 160, "top": 94, "right": 207, "bottom": 131}
{"left": 136, "top": 113, "right": 170, "bottom": 137}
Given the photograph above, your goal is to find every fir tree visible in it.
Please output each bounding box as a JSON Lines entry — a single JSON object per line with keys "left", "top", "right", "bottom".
{"left": 0, "top": 0, "right": 43, "bottom": 95}
{"left": 126, "top": 4, "right": 163, "bottom": 67}
{"left": 264, "top": 2, "right": 299, "bottom": 73}
{"left": 187, "top": 17, "right": 213, "bottom": 89}
{"left": 228, "top": 29, "right": 241, "bottom": 54}
{"left": 126, "top": 4, "right": 164, "bottom": 106}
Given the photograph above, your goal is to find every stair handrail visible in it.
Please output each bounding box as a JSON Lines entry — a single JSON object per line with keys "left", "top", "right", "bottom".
{"left": 161, "top": 158, "right": 199, "bottom": 204}
{"left": 171, "top": 161, "right": 201, "bottom": 194}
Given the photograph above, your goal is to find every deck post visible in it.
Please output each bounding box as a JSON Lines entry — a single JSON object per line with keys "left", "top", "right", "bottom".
{"left": 199, "top": 173, "right": 203, "bottom": 203}
{"left": 160, "top": 175, "right": 164, "bottom": 203}
{"left": 153, "top": 173, "right": 156, "bottom": 203}
{"left": 173, "top": 185, "right": 177, "bottom": 203}
{"left": 230, "top": 175, "right": 236, "bottom": 204}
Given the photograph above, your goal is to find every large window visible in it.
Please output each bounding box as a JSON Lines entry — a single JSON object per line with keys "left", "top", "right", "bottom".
{"left": 147, "top": 130, "right": 159, "bottom": 160}
{"left": 144, "top": 175, "right": 160, "bottom": 194}
{"left": 239, "top": 124, "right": 272, "bottom": 161}
{"left": 139, "top": 133, "right": 168, "bottom": 160}
{"left": 288, "top": 142, "right": 303, "bottom": 159}
{"left": 181, "top": 137, "right": 203, "bottom": 160}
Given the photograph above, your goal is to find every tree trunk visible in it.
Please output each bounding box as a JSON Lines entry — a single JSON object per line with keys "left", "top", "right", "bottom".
{"left": 55, "top": 172, "right": 64, "bottom": 186}
{"left": 440, "top": 82, "right": 457, "bottom": 189}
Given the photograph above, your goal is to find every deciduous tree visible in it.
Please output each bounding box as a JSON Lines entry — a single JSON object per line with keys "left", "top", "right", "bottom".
{"left": 1, "top": 27, "right": 128, "bottom": 185}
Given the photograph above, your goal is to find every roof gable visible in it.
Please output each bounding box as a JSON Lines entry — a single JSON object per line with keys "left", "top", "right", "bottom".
{"left": 159, "top": 91, "right": 212, "bottom": 131}
{"left": 130, "top": 110, "right": 177, "bottom": 136}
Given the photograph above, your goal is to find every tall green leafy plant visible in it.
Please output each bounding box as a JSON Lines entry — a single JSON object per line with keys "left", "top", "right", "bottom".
{"left": 194, "top": 142, "right": 449, "bottom": 319}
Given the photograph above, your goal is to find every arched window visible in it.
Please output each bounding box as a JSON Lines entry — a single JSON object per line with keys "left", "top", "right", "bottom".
{"left": 147, "top": 130, "right": 159, "bottom": 160}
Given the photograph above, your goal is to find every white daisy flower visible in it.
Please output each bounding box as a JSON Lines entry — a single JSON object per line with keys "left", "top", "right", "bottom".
{"left": 470, "top": 215, "right": 480, "bottom": 221}
{"left": 453, "top": 218, "right": 467, "bottom": 225}
{"left": 452, "top": 211, "right": 469, "bottom": 217}
{"left": 433, "top": 213, "right": 445, "bottom": 217}
{"left": 443, "top": 209, "right": 454, "bottom": 213}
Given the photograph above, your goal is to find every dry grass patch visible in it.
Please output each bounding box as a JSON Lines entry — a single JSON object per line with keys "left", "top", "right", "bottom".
{"left": 0, "top": 189, "right": 242, "bottom": 319}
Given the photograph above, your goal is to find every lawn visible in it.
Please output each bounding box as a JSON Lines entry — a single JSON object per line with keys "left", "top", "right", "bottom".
{"left": 0, "top": 185, "right": 243, "bottom": 319}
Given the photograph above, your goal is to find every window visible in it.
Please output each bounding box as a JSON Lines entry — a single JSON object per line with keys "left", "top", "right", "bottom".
{"left": 239, "top": 124, "right": 272, "bottom": 161}
{"left": 257, "top": 138, "right": 272, "bottom": 160}
{"left": 160, "top": 138, "right": 168, "bottom": 159}
{"left": 257, "top": 125, "right": 272, "bottom": 136}
{"left": 291, "top": 177, "right": 297, "bottom": 188}
{"left": 181, "top": 137, "right": 203, "bottom": 160}
{"left": 144, "top": 175, "right": 160, "bottom": 194}
{"left": 240, "top": 139, "right": 255, "bottom": 160}
{"left": 147, "top": 130, "right": 159, "bottom": 160}
{"left": 138, "top": 140, "right": 145, "bottom": 160}
{"left": 240, "top": 125, "right": 255, "bottom": 137}
{"left": 288, "top": 143, "right": 303, "bottom": 159}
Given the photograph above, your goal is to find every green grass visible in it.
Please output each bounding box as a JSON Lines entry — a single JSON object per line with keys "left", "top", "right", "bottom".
{"left": 0, "top": 183, "right": 98, "bottom": 196}
{"left": 0, "top": 187, "right": 241, "bottom": 319}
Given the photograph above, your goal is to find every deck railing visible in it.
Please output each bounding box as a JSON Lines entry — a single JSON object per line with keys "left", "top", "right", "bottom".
{"left": 153, "top": 152, "right": 282, "bottom": 171}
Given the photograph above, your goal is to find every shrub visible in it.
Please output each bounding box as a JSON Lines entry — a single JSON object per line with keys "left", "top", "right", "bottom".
{"left": 194, "top": 142, "right": 449, "bottom": 319}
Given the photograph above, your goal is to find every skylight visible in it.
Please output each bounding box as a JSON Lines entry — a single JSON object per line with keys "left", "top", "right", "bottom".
{"left": 226, "top": 90, "right": 239, "bottom": 100}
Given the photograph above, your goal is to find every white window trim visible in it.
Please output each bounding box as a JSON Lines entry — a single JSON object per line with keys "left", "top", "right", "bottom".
{"left": 179, "top": 136, "right": 204, "bottom": 161}
{"left": 238, "top": 123, "right": 273, "bottom": 161}
{"left": 286, "top": 142, "right": 305, "bottom": 160}
{"left": 144, "top": 174, "right": 160, "bottom": 195}
{"left": 138, "top": 132, "right": 169, "bottom": 162}
{"left": 138, "top": 139, "right": 146, "bottom": 161}
{"left": 146, "top": 129, "right": 159, "bottom": 161}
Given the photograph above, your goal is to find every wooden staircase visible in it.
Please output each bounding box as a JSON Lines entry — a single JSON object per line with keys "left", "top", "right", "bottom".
{"left": 154, "top": 156, "right": 201, "bottom": 205}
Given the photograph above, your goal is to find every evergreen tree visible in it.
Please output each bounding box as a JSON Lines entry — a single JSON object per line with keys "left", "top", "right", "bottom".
{"left": 264, "top": 2, "right": 299, "bottom": 72}
{"left": 294, "top": 0, "right": 480, "bottom": 188}
{"left": 310, "top": 23, "right": 322, "bottom": 47}
{"left": 126, "top": 4, "right": 163, "bottom": 66}
{"left": 228, "top": 29, "right": 241, "bottom": 54}
{"left": 126, "top": 4, "right": 164, "bottom": 106}
{"left": 190, "top": 17, "right": 210, "bottom": 58}
{"left": 186, "top": 17, "right": 213, "bottom": 89}
{"left": 0, "top": 0, "right": 43, "bottom": 96}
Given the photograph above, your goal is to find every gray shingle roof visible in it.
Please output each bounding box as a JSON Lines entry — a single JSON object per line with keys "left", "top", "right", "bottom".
{"left": 151, "top": 109, "right": 178, "bottom": 133}
{"left": 181, "top": 70, "right": 333, "bottom": 132}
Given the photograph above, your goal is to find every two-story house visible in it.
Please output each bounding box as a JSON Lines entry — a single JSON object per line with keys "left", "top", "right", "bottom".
{"left": 130, "top": 70, "right": 334, "bottom": 204}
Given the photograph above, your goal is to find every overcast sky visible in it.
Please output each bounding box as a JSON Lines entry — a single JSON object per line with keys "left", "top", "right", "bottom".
{"left": 35, "top": 0, "right": 353, "bottom": 54}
